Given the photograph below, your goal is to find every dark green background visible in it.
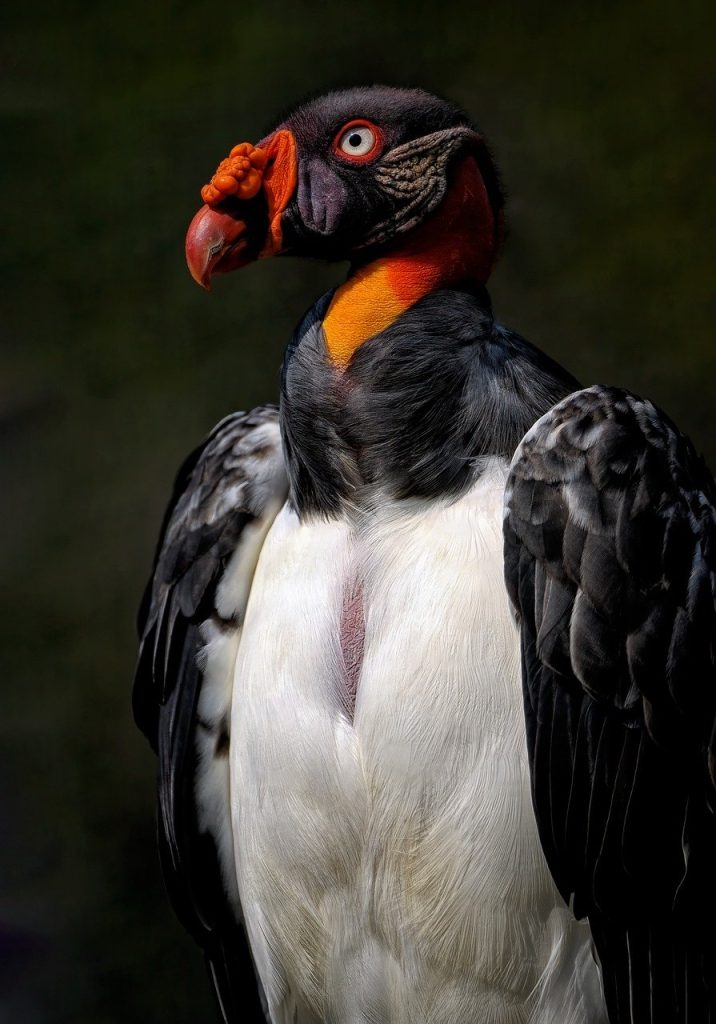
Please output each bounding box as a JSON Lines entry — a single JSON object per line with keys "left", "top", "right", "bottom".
{"left": 2, "top": 1, "right": 713, "bottom": 1020}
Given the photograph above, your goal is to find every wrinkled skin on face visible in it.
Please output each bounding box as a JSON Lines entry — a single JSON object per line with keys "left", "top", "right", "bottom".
{"left": 276, "top": 86, "right": 501, "bottom": 260}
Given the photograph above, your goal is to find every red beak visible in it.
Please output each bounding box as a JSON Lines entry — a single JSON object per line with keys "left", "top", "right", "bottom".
{"left": 185, "top": 129, "right": 298, "bottom": 290}
{"left": 184, "top": 206, "right": 250, "bottom": 289}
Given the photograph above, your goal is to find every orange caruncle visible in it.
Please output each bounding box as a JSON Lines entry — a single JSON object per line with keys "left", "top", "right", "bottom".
{"left": 200, "top": 143, "right": 268, "bottom": 207}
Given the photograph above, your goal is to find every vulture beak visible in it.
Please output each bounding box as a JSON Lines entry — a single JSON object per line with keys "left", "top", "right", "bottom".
{"left": 185, "top": 129, "right": 298, "bottom": 289}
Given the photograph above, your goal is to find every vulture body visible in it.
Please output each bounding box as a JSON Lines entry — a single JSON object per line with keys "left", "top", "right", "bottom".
{"left": 133, "top": 87, "right": 716, "bottom": 1023}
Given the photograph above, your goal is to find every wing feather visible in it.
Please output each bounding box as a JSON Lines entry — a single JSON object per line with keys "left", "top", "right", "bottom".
{"left": 133, "top": 406, "right": 287, "bottom": 1023}
{"left": 505, "top": 385, "right": 716, "bottom": 1021}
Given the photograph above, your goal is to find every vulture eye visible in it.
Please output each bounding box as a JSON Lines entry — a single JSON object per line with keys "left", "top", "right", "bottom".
{"left": 333, "top": 120, "right": 383, "bottom": 163}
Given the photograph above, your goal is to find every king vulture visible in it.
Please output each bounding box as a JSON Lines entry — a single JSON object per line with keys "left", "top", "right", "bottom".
{"left": 133, "top": 86, "right": 716, "bottom": 1024}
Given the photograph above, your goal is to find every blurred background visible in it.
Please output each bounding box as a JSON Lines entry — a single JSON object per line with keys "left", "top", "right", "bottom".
{"left": 2, "top": 0, "right": 714, "bottom": 1020}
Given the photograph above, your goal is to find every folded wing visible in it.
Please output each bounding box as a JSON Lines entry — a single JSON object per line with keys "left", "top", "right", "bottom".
{"left": 133, "top": 406, "right": 287, "bottom": 1023}
{"left": 504, "top": 385, "right": 716, "bottom": 1022}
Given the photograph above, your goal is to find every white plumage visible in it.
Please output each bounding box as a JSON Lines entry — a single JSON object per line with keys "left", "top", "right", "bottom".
{"left": 216, "top": 459, "right": 605, "bottom": 1023}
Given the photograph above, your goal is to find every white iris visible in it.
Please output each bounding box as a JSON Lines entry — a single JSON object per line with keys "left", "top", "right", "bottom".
{"left": 338, "top": 125, "right": 376, "bottom": 157}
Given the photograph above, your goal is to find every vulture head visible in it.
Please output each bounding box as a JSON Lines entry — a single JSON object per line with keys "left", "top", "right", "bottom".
{"left": 185, "top": 86, "right": 503, "bottom": 291}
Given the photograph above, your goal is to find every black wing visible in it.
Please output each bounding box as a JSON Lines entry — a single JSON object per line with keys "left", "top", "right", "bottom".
{"left": 504, "top": 386, "right": 716, "bottom": 1023}
{"left": 133, "top": 406, "right": 288, "bottom": 1023}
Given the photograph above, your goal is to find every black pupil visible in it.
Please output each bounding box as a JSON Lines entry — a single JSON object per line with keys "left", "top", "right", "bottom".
{"left": 348, "top": 132, "right": 364, "bottom": 148}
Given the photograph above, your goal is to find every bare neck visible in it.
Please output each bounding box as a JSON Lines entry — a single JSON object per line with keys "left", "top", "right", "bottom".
{"left": 322, "top": 156, "right": 499, "bottom": 366}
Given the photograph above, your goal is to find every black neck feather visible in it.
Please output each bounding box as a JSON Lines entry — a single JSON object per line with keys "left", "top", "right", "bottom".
{"left": 280, "top": 285, "right": 579, "bottom": 518}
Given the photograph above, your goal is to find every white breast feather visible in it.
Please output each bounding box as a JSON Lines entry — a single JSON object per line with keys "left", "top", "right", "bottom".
{"left": 229, "top": 460, "right": 606, "bottom": 1023}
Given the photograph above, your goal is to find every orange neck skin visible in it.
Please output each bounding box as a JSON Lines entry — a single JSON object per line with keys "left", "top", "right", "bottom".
{"left": 323, "top": 157, "right": 498, "bottom": 367}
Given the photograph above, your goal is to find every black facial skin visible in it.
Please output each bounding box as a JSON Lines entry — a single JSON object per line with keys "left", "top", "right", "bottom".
{"left": 275, "top": 85, "right": 502, "bottom": 261}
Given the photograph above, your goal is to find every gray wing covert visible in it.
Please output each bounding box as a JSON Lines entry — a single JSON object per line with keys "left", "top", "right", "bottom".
{"left": 133, "top": 405, "right": 287, "bottom": 1023}
{"left": 504, "top": 386, "right": 716, "bottom": 1023}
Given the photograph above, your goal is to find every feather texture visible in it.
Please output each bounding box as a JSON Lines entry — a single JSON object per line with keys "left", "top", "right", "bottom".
{"left": 133, "top": 406, "right": 287, "bottom": 1023}
{"left": 504, "top": 385, "right": 716, "bottom": 1022}
{"left": 233, "top": 461, "right": 605, "bottom": 1023}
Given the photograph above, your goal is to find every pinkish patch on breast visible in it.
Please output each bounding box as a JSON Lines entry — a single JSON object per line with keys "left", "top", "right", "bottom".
{"left": 339, "top": 579, "right": 365, "bottom": 720}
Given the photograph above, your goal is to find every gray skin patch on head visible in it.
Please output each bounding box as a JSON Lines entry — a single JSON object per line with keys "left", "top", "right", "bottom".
{"left": 362, "top": 127, "right": 481, "bottom": 248}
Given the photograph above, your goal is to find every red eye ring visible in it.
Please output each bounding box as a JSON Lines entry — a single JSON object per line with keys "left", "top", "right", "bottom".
{"left": 332, "top": 119, "right": 384, "bottom": 164}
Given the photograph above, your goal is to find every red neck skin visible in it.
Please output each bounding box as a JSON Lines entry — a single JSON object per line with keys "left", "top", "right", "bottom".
{"left": 322, "top": 156, "right": 499, "bottom": 367}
